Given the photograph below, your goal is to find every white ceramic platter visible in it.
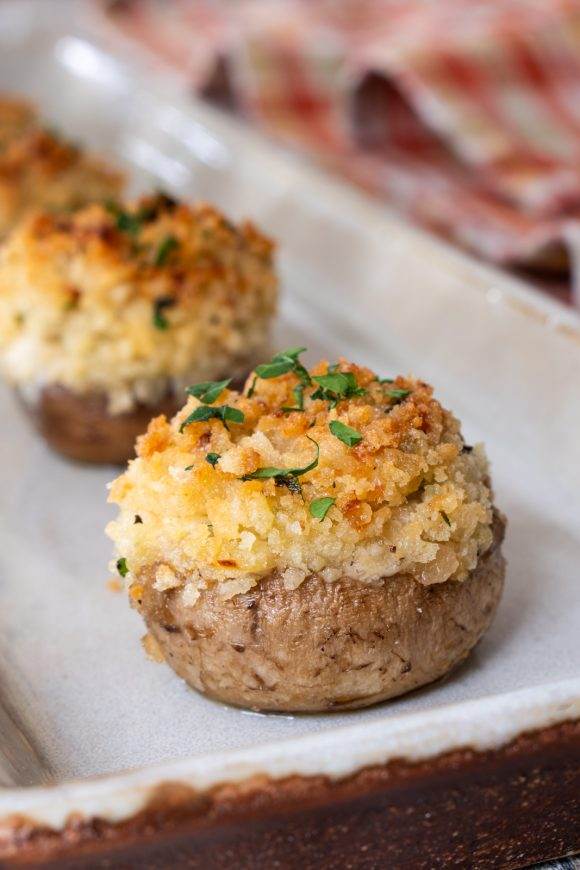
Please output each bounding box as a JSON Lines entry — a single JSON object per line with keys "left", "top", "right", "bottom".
{"left": 0, "top": 0, "right": 578, "bottom": 845}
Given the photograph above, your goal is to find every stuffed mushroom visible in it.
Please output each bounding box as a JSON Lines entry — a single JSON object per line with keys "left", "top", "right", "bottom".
{"left": 0, "top": 195, "right": 278, "bottom": 463}
{"left": 107, "top": 350, "right": 506, "bottom": 712}
{"left": 0, "top": 96, "right": 122, "bottom": 240}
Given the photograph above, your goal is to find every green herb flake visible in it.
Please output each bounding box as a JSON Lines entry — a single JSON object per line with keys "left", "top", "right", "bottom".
{"left": 186, "top": 379, "right": 231, "bottom": 405}
{"left": 309, "top": 496, "right": 335, "bottom": 521}
{"left": 255, "top": 359, "right": 295, "bottom": 379}
{"left": 282, "top": 384, "right": 305, "bottom": 413}
{"left": 106, "top": 199, "right": 162, "bottom": 238}
{"left": 152, "top": 296, "right": 175, "bottom": 330}
{"left": 117, "top": 212, "right": 143, "bottom": 236}
{"left": 105, "top": 201, "right": 143, "bottom": 237}
{"left": 254, "top": 347, "right": 311, "bottom": 388}
{"left": 388, "top": 388, "right": 411, "bottom": 402}
{"left": 116, "top": 557, "right": 129, "bottom": 578}
{"left": 184, "top": 465, "right": 194, "bottom": 471}
{"left": 206, "top": 452, "right": 221, "bottom": 467}
{"left": 179, "top": 404, "right": 244, "bottom": 432}
{"left": 312, "top": 372, "right": 348, "bottom": 393}
{"left": 379, "top": 377, "right": 394, "bottom": 384}
{"left": 255, "top": 346, "right": 306, "bottom": 378}
{"left": 441, "top": 511, "right": 452, "bottom": 527}
{"left": 311, "top": 370, "right": 366, "bottom": 408}
{"left": 241, "top": 437, "right": 319, "bottom": 493}
{"left": 243, "top": 466, "right": 290, "bottom": 480}
{"left": 246, "top": 375, "right": 258, "bottom": 398}
{"left": 329, "top": 420, "right": 362, "bottom": 447}
{"left": 154, "top": 234, "right": 179, "bottom": 267}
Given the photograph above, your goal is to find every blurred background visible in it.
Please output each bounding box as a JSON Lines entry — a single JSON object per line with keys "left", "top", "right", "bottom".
{"left": 93, "top": 0, "right": 580, "bottom": 308}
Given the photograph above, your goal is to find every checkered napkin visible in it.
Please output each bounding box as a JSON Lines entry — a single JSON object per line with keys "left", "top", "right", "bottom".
{"left": 98, "top": 0, "right": 580, "bottom": 303}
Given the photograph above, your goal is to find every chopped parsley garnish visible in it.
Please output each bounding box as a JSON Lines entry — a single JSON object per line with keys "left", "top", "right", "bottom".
{"left": 309, "top": 496, "right": 335, "bottom": 521}
{"left": 186, "top": 379, "right": 231, "bottom": 405}
{"left": 116, "top": 557, "right": 129, "bottom": 578}
{"left": 329, "top": 420, "right": 362, "bottom": 447}
{"left": 179, "top": 404, "right": 244, "bottom": 432}
{"left": 388, "top": 388, "right": 411, "bottom": 402}
{"left": 311, "top": 370, "right": 365, "bottom": 408}
{"left": 246, "top": 375, "right": 258, "bottom": 398}
{"left": 441, "top": 511, "right": 452, "bottom": 527}
{"left": 255, "top": 346, "right": 310, "bottom": 381}
{"left": 106, "top": 201, "right": 154, "bottom": 237}
{"left": 184, "top": 465, "right": 194, "bottom": 471}
{"left": 206, "top": 452, "right": 221, "bottom": 467}
{"left": 117, "top": 212, "right": 143, "bottom": 235}
{"left": 241, "top": 437, "right": 319, "bottom": 496}
{"left": 282, "top": 384, "right": 305, "bottom": 413}
{"left": 154, "top": 234, "right": 179, "bottom": 267}
{"left": 181, "top": 378, "right": 242, "bottom": 432}
{"left": 249, "top": 347, "right": 312, "bottom": 398}
{"left": 152, "top": 296, "right": 175, "bottom": 330}
{"left": 379, "top": 377, "right": 394, "bottom": 384}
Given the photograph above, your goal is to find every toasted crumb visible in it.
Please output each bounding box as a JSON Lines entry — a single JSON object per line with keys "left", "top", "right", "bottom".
{"left": 106, "top": 577, "right": 123, "bottom": 593}
{"left": 107, "top": 356, "right": 494, "bottom": 601}
{"left": 153, "top": 564, "right": 182, "bottom": 591}
{"left": 0, "top": 125, "right": 122, "bottom": 240}
{"left": 141, "top": 632, "right": 165, "bottom": 663}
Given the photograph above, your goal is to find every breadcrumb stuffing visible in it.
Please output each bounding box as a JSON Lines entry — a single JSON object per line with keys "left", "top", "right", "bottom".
{"left": 141, "top": 633, "right": 165, "bottom": 663}
{"left": 107, "top": 358, "right": 494, "bottom": 602}
{"left": 0, "top": 195, "right": 277, "bottom": 411}
{"left": 0, "top": 107, "right": 122, "bottom": 239}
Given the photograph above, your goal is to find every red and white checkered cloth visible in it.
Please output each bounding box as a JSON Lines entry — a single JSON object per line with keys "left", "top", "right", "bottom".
{"left": 97, "top": 0, "right": 580, "bottom": 302}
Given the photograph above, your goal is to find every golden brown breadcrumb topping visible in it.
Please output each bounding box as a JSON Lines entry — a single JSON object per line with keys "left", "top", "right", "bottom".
{"left": 0, "top": 195, "right": 277, "bottom": 411}
{"left": 107, "top": 354, "right": 494, "bottom": 601}
{"left": 0, "top": 124, "right": 122, "bottom": 240}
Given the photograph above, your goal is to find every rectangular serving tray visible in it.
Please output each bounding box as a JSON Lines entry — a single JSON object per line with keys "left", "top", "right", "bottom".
{"left": 0, "top": 3, "right": 578, "bottom": 867}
